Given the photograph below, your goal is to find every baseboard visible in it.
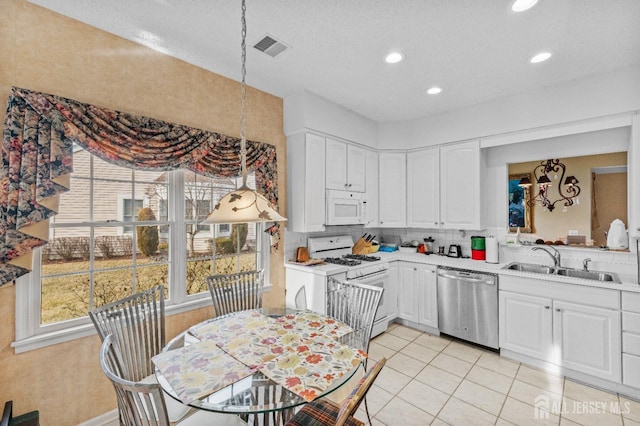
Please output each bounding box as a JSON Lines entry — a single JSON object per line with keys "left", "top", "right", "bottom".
{"left": 76, "top": 409, "right": 119, "bottom": 426}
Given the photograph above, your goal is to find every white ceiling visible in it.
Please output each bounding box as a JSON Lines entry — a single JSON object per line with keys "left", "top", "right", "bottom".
{"left": 27, "top": 0, "right": 640, "bottom": 123}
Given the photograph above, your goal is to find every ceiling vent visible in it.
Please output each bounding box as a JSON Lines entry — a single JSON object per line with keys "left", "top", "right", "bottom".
{"left": 253, "top": 34, "right": 289, "bottom": 58}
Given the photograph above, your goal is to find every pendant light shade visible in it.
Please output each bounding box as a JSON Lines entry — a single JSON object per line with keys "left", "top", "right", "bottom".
{"left": 203, "top": 0, "right": 286, "bottom": 225}
{"left": 203, "top": 185, "right": 286, "bottom": 224}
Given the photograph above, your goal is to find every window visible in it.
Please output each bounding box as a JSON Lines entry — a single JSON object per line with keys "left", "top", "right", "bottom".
{"left": 14, "top": 147, "right": 269, "bottom": 352}
{"left": 119, "top": 197, "right": 144, "bottom": 234}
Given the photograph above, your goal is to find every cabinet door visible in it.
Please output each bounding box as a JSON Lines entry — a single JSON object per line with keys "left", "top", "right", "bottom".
{"left": 440, "top": 140, "right": 481, "bottom": 229}
{"left": 397, "top": 263, "right": 419, "bottom": 322}
{"left": 364, "top": 150, "right": 379, "bottom": 227}
{"left": 304, "top": 134, "right": 327, "bottom": 231}
{"left": 286, "top": 132, "right": 326, "bottom": 233}
{"left": 499, "top": 291, "right": 553, "bottom": 361}
{"left": 554, "top": 301, "right": 621, "bottom": 382}
{"left": 325, "top": 138, "right": 347, "bottom": 190}
{"left": 347, "top": 144, "right": 366, "bottom": 192}
{"left": 378, "top": 152, "right": 407, "bottom": 227}
{"left": 407, "top": 148, "right": 440, "bottom": 228}
{"left": 417, "top": 264, "right": 438, "bottom": 328}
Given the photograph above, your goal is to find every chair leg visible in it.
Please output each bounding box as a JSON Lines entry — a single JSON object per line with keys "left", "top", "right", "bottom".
{"left": 364, "top": 396, "right": 372, "bottom": 425}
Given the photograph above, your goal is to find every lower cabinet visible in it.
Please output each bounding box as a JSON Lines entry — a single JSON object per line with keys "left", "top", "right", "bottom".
{"left": 397, "top": 262, "right": 438, "bottom": 329}
{"left": 499, "top": 277, "right": 621, "bottom": 383}
{"left": 622, "top": 291, "right": 640, "bottom": 388}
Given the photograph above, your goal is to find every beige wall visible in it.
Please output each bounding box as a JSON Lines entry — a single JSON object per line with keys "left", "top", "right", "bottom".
{"left": 509, "top": 152, "right": 627, "bottom": 243}
{"left": 0, "top": 0, "right": 287, "bottom": 423}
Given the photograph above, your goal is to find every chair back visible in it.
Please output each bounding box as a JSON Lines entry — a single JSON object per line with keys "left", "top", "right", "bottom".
{"left": 335, "top": 358, "right": 386, "bottom": 426}
{"left": 89, "top": 285, "right": 165, "bottom": 381}
{"left": 326, "top": 277, "right": 383, "bottom": 355}
{"left": 100, "top": 334, "right": 171, "bottom": 426}
{"left": 206, "top": 270, "right": 264, "bottom": 317}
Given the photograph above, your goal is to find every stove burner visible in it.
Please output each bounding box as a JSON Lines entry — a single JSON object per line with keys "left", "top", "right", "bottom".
{"left": 344, "top": 254, "right": 381, "bottom": 262}
{"left": 323, "top": 257, "right": 361, "bottom": 266}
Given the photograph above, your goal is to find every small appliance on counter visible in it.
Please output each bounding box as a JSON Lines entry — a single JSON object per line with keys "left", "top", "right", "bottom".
{"left": 447, "top": 244, "right": 462, "bottom": 258}
{"left": 470, "top": 236, "right": 486, "bottom": 260}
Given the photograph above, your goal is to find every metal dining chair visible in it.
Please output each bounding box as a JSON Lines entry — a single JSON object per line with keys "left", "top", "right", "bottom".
{"left": 284, "top": 358, "right": 387, "bottom": 426}
{"left": 325, "top": 277, "right": 384, "bottom": 424}
{"left": 326, "top": 277, "right": 384, "bottom": 358}
{"left": 99, "top": 334, "right": 247, "bottom": 426}
{"left": 206, "top": 270, "right": 265, "bottom": 317}
{"left": 89, "top": 285, "right": 191, "bottom": 423}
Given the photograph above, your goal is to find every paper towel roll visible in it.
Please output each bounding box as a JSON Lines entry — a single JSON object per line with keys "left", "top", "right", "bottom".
{"left": 485, "top": 236, "right": 499, "bottom": 264}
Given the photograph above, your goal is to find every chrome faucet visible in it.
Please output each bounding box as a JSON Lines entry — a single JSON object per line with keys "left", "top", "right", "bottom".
{"left": 532, "top": 246, "right": 561, "bottom": 268}
{"left": 583, "top": 258, "right": 592, "bottom": 271}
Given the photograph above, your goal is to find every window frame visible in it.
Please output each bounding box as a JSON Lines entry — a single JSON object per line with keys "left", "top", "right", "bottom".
{"left": 13, "top": 167, "right": 271, "bottom": 354}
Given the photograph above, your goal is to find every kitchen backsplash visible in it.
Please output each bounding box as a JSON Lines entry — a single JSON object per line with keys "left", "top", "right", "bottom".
{"left": 284, "top": 226, "right": 638, "bottom": 279}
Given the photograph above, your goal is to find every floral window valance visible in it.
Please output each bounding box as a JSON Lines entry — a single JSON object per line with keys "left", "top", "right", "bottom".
{"left": 0, "top": 86, "right": 279, "bottom": 286}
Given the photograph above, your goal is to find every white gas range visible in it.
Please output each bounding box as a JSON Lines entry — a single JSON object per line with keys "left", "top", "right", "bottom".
{"left": 285, "top": 235, "right": 391, "bottom": 338}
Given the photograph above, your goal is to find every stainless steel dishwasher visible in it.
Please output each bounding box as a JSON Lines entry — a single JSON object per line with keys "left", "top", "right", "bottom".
{"left": 437, "top": 267, "right": 499, "bottom": 349}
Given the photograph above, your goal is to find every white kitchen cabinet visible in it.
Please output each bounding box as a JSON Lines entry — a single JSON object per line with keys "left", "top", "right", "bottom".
{"left": 325, "top": 138, "right": 366, "bottom": 192}
{"left": 407, "top": 141, "right": 482, "bottom": 229}
{"left": 397, "top": 263, "right": 419, "bottom": 323}
{"left": 439, "top": 140, "right": 482, "bottom": 229}
{"left": 378, "top": 152, "right": 406, "bottom": 227}
{"left": 286, "top": 132, "right": 326, "bottom": 232}
{"left": 397, "top": 262, "right": 437, "bottom": 328}
{"left": 499, "top": 276, "right": 621, "bottom": 383}
{"left": 407, "top": 148, "right": 439, "bottom": 228}
{"left": 553, "top": 300, "right": 621, "bottom": 382}
{"left": 499, "top": 291, "right": 553, "bottom": 360}
{"left": 417, "top": 264, "right": 438, "bottom": 328}
{"left": 621, "top": 291, "right": 640, "bottom": 387}
{"left": 364, "top": 149, "right": 379, "bottom": 227}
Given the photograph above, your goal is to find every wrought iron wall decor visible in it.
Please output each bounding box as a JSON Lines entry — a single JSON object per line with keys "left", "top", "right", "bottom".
{"left": 518, "top": 159, "right": 581, "bottom": 212}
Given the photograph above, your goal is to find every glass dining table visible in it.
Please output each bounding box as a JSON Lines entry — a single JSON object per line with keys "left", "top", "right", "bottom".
{"left": 154, "top": 308, "right": 365, "bottom": 424}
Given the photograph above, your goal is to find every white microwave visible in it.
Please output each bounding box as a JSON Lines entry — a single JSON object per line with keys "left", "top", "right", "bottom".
{"left": 326, "top": 190, "right": 367, "bottom": 225}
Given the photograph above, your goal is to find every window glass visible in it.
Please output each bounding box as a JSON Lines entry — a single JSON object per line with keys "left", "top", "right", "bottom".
{"left": 20, "top": 146, "right": 268, "bottom": 340}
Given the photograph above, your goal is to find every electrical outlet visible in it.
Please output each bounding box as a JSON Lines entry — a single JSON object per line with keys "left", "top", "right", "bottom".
{"left": 568, "top": 230, "right": 579, "bottom": 236}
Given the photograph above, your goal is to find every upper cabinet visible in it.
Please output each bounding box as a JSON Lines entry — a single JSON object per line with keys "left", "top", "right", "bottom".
{"left": 407, "top": 140, "right": 482, "bottom": 229}
{"left": 440, "top": 140, "right": 482, "bottom": 229}
{"left": 326, "top": 138, "right": 366, "bottom": 192}
{"left": 407, "top": 148, "right": 439, "bottom": 228}
{"left": 378, "top": 152, "right": 407, "bottom": 227}
{"left": 364, "top": 149, "right": 379, "bottom": 228}
{"left": 286, "top": 132, "right": 326, "bottom": 233}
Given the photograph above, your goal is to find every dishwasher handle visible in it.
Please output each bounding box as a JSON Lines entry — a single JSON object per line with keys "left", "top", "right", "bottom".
{"left": 437, "top": 269, "right": 496, "bottom": 285}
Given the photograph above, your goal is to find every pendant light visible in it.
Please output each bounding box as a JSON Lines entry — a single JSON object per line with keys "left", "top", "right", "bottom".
{"left": 204, "top": 0, "right": 286, "bottom": 224}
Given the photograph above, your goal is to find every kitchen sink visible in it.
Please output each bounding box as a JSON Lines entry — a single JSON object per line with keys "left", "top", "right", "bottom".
{"left": 504, "top": 263, "right": 555, "bottom": 274}
{"left": 555, "top": 268, "right": 621, "bottom": 283}
{"left": 503, "top": 262, "right": 621, "bottom": 283}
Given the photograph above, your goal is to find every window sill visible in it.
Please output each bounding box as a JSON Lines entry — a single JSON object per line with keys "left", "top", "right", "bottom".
{"left": 12, "top": 296, "right": 214, "bottom": 354}
{"left": 12, "top": 285, "right": 273, "bottom": 354}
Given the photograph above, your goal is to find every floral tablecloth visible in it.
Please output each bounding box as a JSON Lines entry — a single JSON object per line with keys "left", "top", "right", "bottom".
{"left": 152, "top": 340, "right": 256, "bottom": 404}
{"left": 161, "top": 309, "right": 366, "bottom": 404}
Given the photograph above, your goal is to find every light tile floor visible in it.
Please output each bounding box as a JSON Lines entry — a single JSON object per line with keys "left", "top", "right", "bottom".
{"left": 355, "top": 323, "right": 640, "bottom": 426}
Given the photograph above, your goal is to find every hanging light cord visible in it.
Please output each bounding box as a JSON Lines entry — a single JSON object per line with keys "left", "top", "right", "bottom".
{"left": 240, "top": 0, "right": 248, "bottom": 188}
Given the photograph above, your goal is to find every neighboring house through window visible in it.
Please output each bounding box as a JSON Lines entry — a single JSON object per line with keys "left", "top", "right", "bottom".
{"left": 14, "top": 146, "right": 269, "bottom": 352}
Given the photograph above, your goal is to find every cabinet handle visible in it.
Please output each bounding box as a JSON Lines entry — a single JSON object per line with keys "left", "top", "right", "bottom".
{"left": 544, "top": 306, "right": 550, "bottom": 309}
{"left": 348, "top": 184, "right": 352, "bottom": 187}
{"left": 555, "top": 308, "right": 561, "bottom": 312}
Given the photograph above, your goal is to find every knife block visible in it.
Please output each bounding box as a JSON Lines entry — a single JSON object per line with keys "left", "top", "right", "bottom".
{"left": 352, "top": 237, "right": 372, "bottom": 255}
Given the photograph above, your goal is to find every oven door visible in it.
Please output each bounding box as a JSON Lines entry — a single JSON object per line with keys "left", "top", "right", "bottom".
{"left": 326, "top": 190, "right": 366, "bottom": 225}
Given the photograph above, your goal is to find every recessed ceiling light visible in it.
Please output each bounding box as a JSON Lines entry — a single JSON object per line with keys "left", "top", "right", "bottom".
{"left": 511, "top": 0, "right": 539, "bottom": 12}
{"left": 426, "top": 87, "right": 442, "bottom": 95}
{"left": 529, "top": 52, "right": 552, "bottom": 63}
{"left": 384, "top": 51, "right": 405, "bottom": 64}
